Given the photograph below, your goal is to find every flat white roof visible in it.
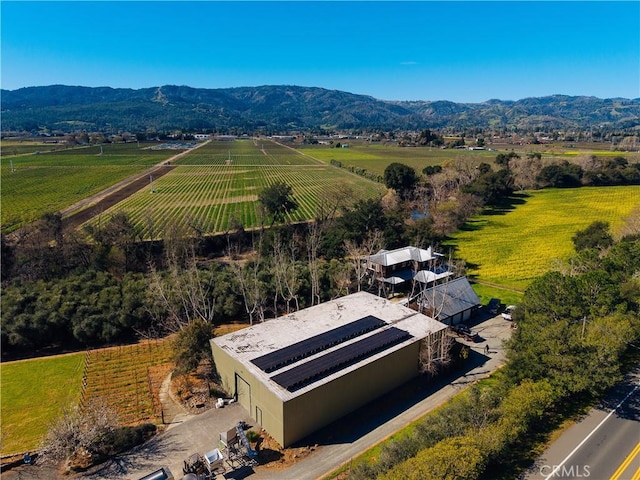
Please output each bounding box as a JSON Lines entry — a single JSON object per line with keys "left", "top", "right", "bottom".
{"left": 213, "top": 291, "right": 447, "bottom": 401}
{"left": 367, "top": 246, "right": 441, "bottom": 267}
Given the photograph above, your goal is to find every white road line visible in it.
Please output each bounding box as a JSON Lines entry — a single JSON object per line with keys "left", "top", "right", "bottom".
{"left": 544, "top": 382, "right": 640, "bottom": 480}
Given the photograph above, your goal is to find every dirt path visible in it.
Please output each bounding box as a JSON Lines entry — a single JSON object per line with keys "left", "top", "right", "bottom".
{"left": 159, "top": 373, "right": 191, "bottom": 426}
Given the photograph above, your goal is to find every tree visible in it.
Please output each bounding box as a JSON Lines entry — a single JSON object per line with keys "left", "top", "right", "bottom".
{"left": 338, "top": 198, "right": 384, "bottom": 242}
{"left": 383, "top": 163, "right": 418, "bottom": 200}
{"left": 172, "top": 318, "right": 215, "bottom": 374}
{"left": 379, "top": 435, "right": 485, "bottom": 480}
{"left": 572, "top": 221, "right": 614, "bottom": 252}
{"left": 40, "top": 399, "right": 118, "bottom": 465}
{"left": 536, "top": 161, "right": 583, "bottom": 188}
{"left": 258, "top": 181, "right": 299, "bottom": 226}
{"left": 419, "top": 329, "right": 455, "bottom": 377}
{"left": 8, "top": 212, "right": 89, "bottom": 281}
{"left": 422, "top": 165, "right": 442, "bottom": 176}
{"left": 228, "top": 239, "right": 267, "bottom": 324}
{"left": 477, "top": 163, "right": 492, "bottom": 175}
{"left": 83, "top": 212, "right": 141, "bottom": 273}
{"left": 271, "top": 233, "right": 302, "bottom": 314}
{"left": 146, "top": 242, "right": 217, "bottom": 335}
{"left": 495, "top": 151, "right": 520, "bottom": 167}
{"left": 462, "top": 169, "right": 514, "bottom": 205}
{"left": 343, "top": 230, "right": 383, "bottom": 292}
{"left": 511, "top": 154, "right": 543, "bottom": 190}
{"left": 306, "top": 221, "right": 324, "bottom": 306}
{"left": 505, "top": 237, "right": 640, "bottom": 397}
{"left": 418, "top": 129, "right": 443, "bottom": 146}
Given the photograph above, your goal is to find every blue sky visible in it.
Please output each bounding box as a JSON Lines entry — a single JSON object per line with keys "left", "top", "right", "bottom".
{"left": 1, "top": 1, "right": 639, "bottom": 102}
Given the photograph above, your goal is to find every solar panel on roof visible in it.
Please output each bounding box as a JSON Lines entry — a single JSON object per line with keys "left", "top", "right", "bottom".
{"left": 251, "top": 315, "right": 386, "bottom": 373}
{"left": 271, "top": 327, "right": 413, "bottom": 392}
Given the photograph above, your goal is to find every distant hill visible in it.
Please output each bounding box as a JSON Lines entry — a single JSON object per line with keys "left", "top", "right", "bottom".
{"left": 2, "top": 84, "right": 639, "bottom": 133}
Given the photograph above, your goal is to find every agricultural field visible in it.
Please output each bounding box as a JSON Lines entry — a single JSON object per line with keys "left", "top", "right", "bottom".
{"left": 1, "top": 142, "right": 186, "bottom": 233}
{"left": 1, "top": 165, "right": 144, "bottom": 232}
{"left": 83, "top": 139, "right": 387, "bottom": 238}
{"left": 0, "top": 139, "right": 65, "bottom": 156}
{"left": 0, "top": 353, "right": 85, "bottom": 455}
{"left": 82, "top": 339, "right": 173, "bottom": 426}
{"left": 176, "top": 137, "right": 324, "bottom": 166}
{"left": 297, "top": 142, "right": 495, "bottom": 176}
{"left": 0, "top": 340, "right": 173, "bottom": 456}
{"left": 447, "top": 185, "right": 640, "bottom": 292}
{"left": 3, "top": 142, "right": 176, "bottom": 167}
{"left": 296, "top": 140, "right": 639, "bottom": 178}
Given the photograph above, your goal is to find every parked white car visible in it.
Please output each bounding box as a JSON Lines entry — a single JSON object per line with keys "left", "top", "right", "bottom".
{"left": 502, "top": 305, "right": 516, "bottom": 320}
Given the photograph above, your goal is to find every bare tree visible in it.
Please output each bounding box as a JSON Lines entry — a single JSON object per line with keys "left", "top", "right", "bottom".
{"left": 416, "top": 251, "right": 459, "bottom": 375}
{"left": 344, "top": 230, "right": 383, "bottom": 292}
{"left": 306, "top": 221, "right": 323, "bottom": 306}
{"left": 228, "top": 239, "right": 266, "bottom": 325}
{"left": 271, "top": 233, "right": 301, "bottom": 315}
{"left": 574, "top": 154, "right": 602, "bottom": 172}
{"left": 303, "top": 186, "right": 356, "bottom": 306}
{"left": 428, "top": 160, "right": 478, "bottom": 205}
{"left": 617, "top": 206, "right": 640, "bottom": 240}
{"left": 419, "top": 328, "right": 455, "bottom": 377}
{"left": 511, "top": 155, "right": 543, "bottom": 190}
{"left": 146, "top": 241, "right": 215, "bottom": 335}
{"left": 39, "top": 399, "right": 118, "bottom": 465}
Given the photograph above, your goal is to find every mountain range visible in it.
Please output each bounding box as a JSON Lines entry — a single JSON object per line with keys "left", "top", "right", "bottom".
{"left": 2, "top": 84, "right": 639, "bottom": 133}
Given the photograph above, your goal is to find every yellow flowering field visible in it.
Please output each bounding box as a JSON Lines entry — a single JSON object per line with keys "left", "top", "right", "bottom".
{"left": 448, "top": 186, "right": 640, "bottom": 291}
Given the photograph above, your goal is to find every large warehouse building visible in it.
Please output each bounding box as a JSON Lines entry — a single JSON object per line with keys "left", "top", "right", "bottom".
{"left": 210, "top": 291, "right": 448, "bottom": 447}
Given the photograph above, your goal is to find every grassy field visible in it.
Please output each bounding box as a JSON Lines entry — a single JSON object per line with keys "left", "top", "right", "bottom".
{"left": 447, "top": 186, "right": 640, "bottom": 292}
{"left": 83, "top": 139, "right": 387, "bottom": 239}
{"left": 0, "top": 340, "right": 174, "bottom": 456}
{"left": 0, "top": 353, "right": 85, "bottom": 455}
{"left": 0, "top": 139, "right": 66, "bottom": 156}
{"left": 298, "top": 142, "right": 496, "bottom": 176}
{"left": 297, "top": 141, "right": 640, "bottom": 178}
{"left": 0, "top": 142, "right": 186, "bottom": 233}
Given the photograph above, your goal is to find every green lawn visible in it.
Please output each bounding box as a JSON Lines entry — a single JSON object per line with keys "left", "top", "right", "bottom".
{"left": 0, "top": 353, "right": 85, "bottom": 455}
{"left": 448, "top": 186, "right": 640, "bottom": 291}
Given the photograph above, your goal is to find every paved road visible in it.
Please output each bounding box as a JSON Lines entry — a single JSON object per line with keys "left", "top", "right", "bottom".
{"left": 523, "top": 371, "right": 640, "bottom": 480}
{"left": 4, "top": 315, "right": 512, "bottom": 480}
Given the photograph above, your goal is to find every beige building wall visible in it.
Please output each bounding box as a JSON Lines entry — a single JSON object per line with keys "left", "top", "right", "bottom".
{"left": 211, "top": 340, "right": 287, "bottom": 445}
{"left": 281, "top": 342, "right": 421, "bottom": 446}
{"left": 213, "top": 339, "right": 423, "bottom": 447}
